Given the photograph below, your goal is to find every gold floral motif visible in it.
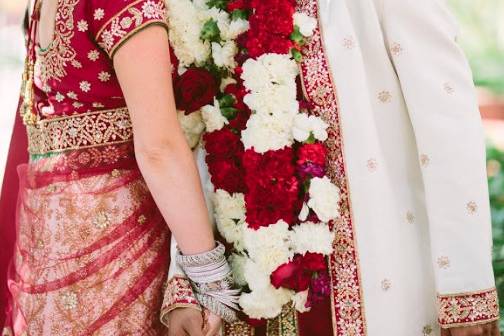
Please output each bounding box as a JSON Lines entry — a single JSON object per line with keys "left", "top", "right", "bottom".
{"left": 466, "top": 201, "right": 478, "bottom": 215}
{"left": 420, "top": 154, "right": 430, "bottom": 167}
{"left": 377, "top": 90, "right": 392, "bottom": 103}
{"left": 342, "top": 36, "right": 355, "bottom": 49}
{"left": 390, "top": 42, "right": 403, "bottom": 56}
{"left": 406, "top": 211, "right": 415, "bottom": 224}
{"left": 437, "top": 288, "right": 499, "bottom": 328}
{"left": 422, "top": 324, "right": 433, "bottom": 335}
{"left": 96, "top": 0, "right": 167, "bottom": 57}
{"left": 138, "top": 215, "right": 147, "bottom": 225}
{"left": 381, "top": 279, "right": 392, "bottom": 291}
{"left": 224, "top": 321, "right": 255, "bottom": 336}
{"left": 437, "top": 256, "right": 450, "bottom": 269}
{"left": 93, "top": 211, "right": 111, "bottom": 229}
{"left": 27, "top": 107, "right": 133, "bottom": 155}
{"left": 60, "top": 291, "right": 78, "bottom": 311}
{"left": 367, "top": 158, "right": 378, "bottom": 172}
{"left": 36, "top": 0, "right": 79, "bottom": 86}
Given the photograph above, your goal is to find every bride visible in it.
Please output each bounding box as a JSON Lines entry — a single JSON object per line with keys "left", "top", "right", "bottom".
{"left": 0, "top": 0, "right": 237, "bottom": 335}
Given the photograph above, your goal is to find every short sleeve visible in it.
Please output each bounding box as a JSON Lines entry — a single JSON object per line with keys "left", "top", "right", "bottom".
{"left": 90, "top": 0, "right": 168, "bottom": 58}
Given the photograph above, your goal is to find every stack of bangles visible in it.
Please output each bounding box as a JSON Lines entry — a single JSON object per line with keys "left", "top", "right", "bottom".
{"left": 176, "top": 242, "right": 240, "bottom": 323}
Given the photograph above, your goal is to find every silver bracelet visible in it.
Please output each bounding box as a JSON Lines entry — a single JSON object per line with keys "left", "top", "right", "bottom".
{"left": 176, "top": 242, "right": 240, "bottom": 322}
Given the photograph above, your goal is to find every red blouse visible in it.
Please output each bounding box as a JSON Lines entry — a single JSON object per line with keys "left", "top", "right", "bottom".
{"left": 33, "top": 0, "right": 168, "bottom": 119}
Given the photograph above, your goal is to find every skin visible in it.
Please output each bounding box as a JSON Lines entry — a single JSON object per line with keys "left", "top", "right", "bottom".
{"left": 441, "top": 321, "right": 500, "bottom": 336}
{"left": 114, "top": 26, "right": 222, "bottom": 336}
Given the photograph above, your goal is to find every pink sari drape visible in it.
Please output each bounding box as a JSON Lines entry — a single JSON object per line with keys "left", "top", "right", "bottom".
{"left": 0, "top": 102, "right": 28, "bottom": 329}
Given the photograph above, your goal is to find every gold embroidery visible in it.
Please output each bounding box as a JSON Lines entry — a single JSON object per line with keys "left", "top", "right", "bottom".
{"left": 93, "top": 211, "right": 111, "bottom": 229}
{"left": 443, "top": 82, "right": 455, "bottom": 94}
{"left": 390, "top": 42, "right": 403, "bottom": 56}
{"left": 422, "top": 324, "right": 433, "bottom": 335}
{"left": 367, "top": 158, "right": 378, "bottom": 172}
{"left": 342, "top": 36, "right": 355, "bottom": 49}
{"left": 437, "top": 256, "right": 450, "bottom": 269}
{"left": 466, "top": 201, "right": 478, "bottom": 215}
{"left": 160, "top": 277, "right": 201, "bottom": 327}
{"left": 406, "top": 211, "right": 415, "bottom": 224}
{"left": 377, "top": 90, "right": 392, "bottom": 103}
{"left": 96, "top": 0, "right": 167, "bottom": 57}
{"left": 36, "top": 0, "right": 79, "bottom": 86}
{"left": 266, "top": 304, "right": 298, "bottom": 336}
{"left": 381, "top": 279, "right": 391, "bottom": 291}
{"left": 224, "top": 321, "right": 255, "bottom": 336}
{"left": 138, "top": 215, "right": 147, "bottom": 225}
{"left": 420, "top": 154, "right": 430, "bottom": 167}
{"left": 27, "top": 107, "right": 133, "bottom": 155}
{"left": 437, "top": 288, "right": 499, "bottom": 328}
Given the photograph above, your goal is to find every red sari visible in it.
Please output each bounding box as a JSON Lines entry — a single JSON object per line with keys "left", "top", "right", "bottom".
{"left": 1, "top": 0, "right": 172, "bottom": 334}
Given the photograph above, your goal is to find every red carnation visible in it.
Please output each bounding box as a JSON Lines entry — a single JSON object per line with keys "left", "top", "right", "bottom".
{"left": 207, "top": 159, "right": 246, "bottom": 193}
{"left": 297, "top": 143, "right": 327, "bottom": 167}
{"left": 227, "top": 0, "right": 249, "bottom": 11}
{"left": 271, "top": 253, "right": 328, "bottom": 292}
{"left": 204, "top": 128, "right": 243, "bottom": 158}
{"left": 174, "top": 68, "right": 217, "bottom": 113}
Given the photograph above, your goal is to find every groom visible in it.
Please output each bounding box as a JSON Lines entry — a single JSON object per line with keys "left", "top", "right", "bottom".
{"left": 163, "top": 0, "right": 500, "bottom": 335}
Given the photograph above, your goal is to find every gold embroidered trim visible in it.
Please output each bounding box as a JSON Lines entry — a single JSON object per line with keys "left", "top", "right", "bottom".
{"left": 224, "top": 321, "right": 255, "bottom": 336}
{"left": 160, "top": 277, "right": 201, "bottom": 327}
{"left": 96, "top": 0, "right": 167, "bottom": 57}
{"left": 36, "top": 0, "right": 79, "bottom": 85}
{"left": 297, "top": 0, "right": 367, "bottom": 335}
{"left": 110, "top": 21, "right": 169, "bottom": 58}
{"left": 437, "top": 287, "right": 500, "bottom": 328}
{"left": 266, "top": 304, "right": 299, "bottom": 336}
{"left": 27, "top": 107, "right": 133, "bottom": 155}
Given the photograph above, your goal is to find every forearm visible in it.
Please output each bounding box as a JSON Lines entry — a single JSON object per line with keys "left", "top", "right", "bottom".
{"left": 135, "top": 136, "right": 215, "bottom": 255}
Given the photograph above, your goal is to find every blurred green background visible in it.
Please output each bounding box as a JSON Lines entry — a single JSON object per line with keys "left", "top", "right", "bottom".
{"left": 446, "top": 0, "right": 504, "bottom": 330}
{"left": 0, "top": 0, "right": 503, "bottom": 331}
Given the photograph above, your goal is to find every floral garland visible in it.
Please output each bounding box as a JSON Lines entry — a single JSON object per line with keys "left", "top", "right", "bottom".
{"left": 167, "top": 0, "right": 340, "bottom": 321}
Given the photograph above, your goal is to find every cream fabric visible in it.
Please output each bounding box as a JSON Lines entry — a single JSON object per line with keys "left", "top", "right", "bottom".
{"left": 320, "top": 0, "right": 495, "bottom": 333}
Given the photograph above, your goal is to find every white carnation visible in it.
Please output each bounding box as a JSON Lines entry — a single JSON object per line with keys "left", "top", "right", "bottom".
{"left": 243, "top": 259, "right": 271, "bottom": 291}
{"left": 166, "top": 0, "right": 210, "bottom": 66}
{"left": 241, "top": 113, "right": 294, "bottom": 153}
{"left": 307, "top": 177, "right": 341, "bottom": 222}
{"left": 293, "top": 12, "right": 317, "bottom": 37}
{"left": 290, "top": 222, "right": 334, "bottom": 255}
{"left": 292, "top": 290, "right": 311, "bottom": 313}
{"left": 201, "top": 99, "right": 228, "bottom": 132}
{"left": 240, "top": 286, "right": 293, "bottom": 319}
{"left": 177, "top": 110, "right": 205, "bottom": 148}
{"left": 243, "top": 220, "right": 294, "bottom": 274}
{"left": 292, "top": 113, "right": 329, "bottom": 142}
{"left": 212, "top": 40, "right": 238, "bottom": 69}
{"left": 229, "top": 253, "right": 248, "bottom": 287}
{"left": 213, "top": 190, "right": 246, "bottom": 249}
{"left": 241, "top": 54, "right": 298, "bottom": 93}
{"left": 243, "top": 86, "right": 298, "bottom": 117}
{"left": 298, "top": 202, "right": 309, "bottom": 221}
{"left": 222, "top": 18, "right": 250, "bottom": 40}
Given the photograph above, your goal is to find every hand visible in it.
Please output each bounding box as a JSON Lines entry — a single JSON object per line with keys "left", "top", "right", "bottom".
{"left": 202, "top": 309, "right": 223, "bottom": 336}
{"left": 441, "top": 321, "right": 500, "bottom": 336}
{"left": 167, "top": 307, "right": 205, "bottom": 336}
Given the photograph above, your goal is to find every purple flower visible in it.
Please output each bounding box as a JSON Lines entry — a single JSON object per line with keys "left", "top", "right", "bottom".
{"left": 297, "top": 162, "right": 326, "bottom": 179}
{"left": 307, "top": 271, "right": 331, "bottom": 307}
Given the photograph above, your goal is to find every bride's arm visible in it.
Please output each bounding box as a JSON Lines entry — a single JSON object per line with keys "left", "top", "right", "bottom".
{"left": 113, "top": 26, "right": 215, "bottom": 256}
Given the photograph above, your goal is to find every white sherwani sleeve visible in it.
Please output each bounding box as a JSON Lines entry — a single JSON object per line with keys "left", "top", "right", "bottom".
{"left": 378, "top": 0, "right": 499, "bottom": 328}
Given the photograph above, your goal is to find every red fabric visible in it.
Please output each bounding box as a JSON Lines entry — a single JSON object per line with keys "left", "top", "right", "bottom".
{"left": 0, "top": 101, "right": 28, "bottom": 329}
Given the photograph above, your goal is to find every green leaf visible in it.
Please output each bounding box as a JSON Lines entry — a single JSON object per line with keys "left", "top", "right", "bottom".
{"left": 291, "top": 48, "right": 303, "bottom": 62}
{"left": 206, "top": 0, "right": 228, "bottom": 10}
{"left": 305, "top": 133, "right": 316, "bottom": 144}
{"left": 290, "top": 26, "right": 304, "bottom": 45}
{"left": 201, "top": 19, "right": 221, "bottom": 42}
{"left": 221, "top": 107, "right": 238, "bottom": 120}
{"left": 218, "top": 94, "right": 236, "bottom": 108}
{"left": 231, "top": 9, "right": 248, "bottom": 21}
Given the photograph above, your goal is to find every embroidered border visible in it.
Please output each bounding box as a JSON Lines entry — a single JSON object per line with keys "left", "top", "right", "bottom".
{"left": 266, "top": 304, "right": 299, "bottom": 336}
{"left": 27, "top": 107, "right": 133, "bottom": 155}
{"left": 96, "top": 0, "right": 168, "bottom": 57}
{"left": 438, "top": 287, "right": 499, "bottom": 328}
{"left": 297, "top": 0, "right": 367, "bottom": 335}
{"left": 160, "top": 276, "right": 201, "bottom": 327}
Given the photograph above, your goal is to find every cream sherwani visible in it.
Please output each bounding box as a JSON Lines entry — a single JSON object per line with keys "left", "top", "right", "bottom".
{"left": 163, "top": 0, "right": 499, "bottom": 334}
